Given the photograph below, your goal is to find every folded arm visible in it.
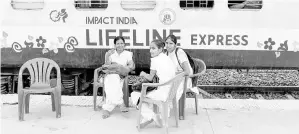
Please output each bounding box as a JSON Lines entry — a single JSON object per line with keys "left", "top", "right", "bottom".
{"left": 140, "top": 70, "right": 156, "bottom": 82}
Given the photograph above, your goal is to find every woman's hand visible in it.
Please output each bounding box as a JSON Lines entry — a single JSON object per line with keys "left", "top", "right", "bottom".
{"left": 140, "top": 70, "right": 156, "bottom": 82}
{"left": 140, "top": 71, "right": 147, "bottom": 77}
{"left": 105, "top": 48, "right": 115, "bottom": 64}
{"left": 106, "top": 48, "right": 115, "bottom": 57}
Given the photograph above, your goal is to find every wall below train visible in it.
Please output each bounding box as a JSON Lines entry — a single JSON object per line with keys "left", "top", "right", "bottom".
{"left": 1, "top": 48, "right": 299, "bottom": 73}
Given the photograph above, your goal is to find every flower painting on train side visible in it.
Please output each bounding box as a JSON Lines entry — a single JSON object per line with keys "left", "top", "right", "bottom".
{"left": 8, "top": 34, "right": 78, "bottom": 54}
{"left": 257, "top": 37, "right": 297, "bottom": 58}
{"left": 1, "top": 31, "right": 8, "bottom": 47}
{"left": 263, "top": 38, "right": 275, "bottom": 50}
{"left": 293, "top": 41, "right": 299, "bottom": 52}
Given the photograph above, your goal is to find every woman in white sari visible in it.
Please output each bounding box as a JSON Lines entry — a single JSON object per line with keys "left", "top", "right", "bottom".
{"left": 165, "top": 35, "right": 196, "bottom": 103}
{"left": 131, "top": 40, "right": 176, "bottom": 128}
{"left": 101, "top": 36, "right": 135, "bottom": 119}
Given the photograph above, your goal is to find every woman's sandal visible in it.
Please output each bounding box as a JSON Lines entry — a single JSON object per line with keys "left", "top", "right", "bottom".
{"left": 102, "top": 110, "right": 110, "bottom": 119}
{"left": 120, "top": 104, "right": 129, "bottom": 113}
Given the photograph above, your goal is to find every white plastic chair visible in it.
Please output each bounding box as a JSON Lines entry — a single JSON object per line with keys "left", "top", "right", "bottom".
{"left": 179, "top": 58, "right": 206, "bottom": 120}
{"left": 18, "top": 58, "right": 61, "bottom": 121}
{"left": 137, "top": 72, "right": 185, "bottom": 134}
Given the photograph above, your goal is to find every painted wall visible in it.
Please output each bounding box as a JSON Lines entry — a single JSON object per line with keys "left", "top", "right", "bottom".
{"left": 1, "top": 0, "right": 299, "bottom": 69}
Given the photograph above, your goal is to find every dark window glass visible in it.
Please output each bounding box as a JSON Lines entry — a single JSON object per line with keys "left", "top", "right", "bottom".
{"left": 228, "top": 0, "right": 262, "bottom": 10}
{"left": 180, "top": 0, "right": 214, "bottom": 9}
{"left": 75, "top": 0, "right": 108, "bottom": 10}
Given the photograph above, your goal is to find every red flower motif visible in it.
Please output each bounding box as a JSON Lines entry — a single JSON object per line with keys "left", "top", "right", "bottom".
{"left": 264, "top": 38, "right": 275, "bottom": 50}
{"left": 36, "top": 36, "right": 47, "bottom": 48}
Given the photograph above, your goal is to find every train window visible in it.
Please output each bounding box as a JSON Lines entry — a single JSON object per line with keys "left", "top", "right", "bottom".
{"left": 11, "top": 0, "right": 44, "bottom": 10}
{"left": 121, "top": 0, "right": 156, "bottom": 11}
{"left": 180, "top": 0, "right": 214, "bottom": 10}
{"left": 74, "top": 0, "right": 108, "bottom": 10}
{"left": 228, "top": 0, "right": 262, "bottom": 10}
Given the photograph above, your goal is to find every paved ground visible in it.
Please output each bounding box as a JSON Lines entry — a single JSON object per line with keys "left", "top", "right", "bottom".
{"left": 1, "top": 94, "right": 299, "bottom": 134}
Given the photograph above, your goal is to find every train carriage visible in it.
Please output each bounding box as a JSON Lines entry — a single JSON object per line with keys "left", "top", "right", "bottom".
{"left": 1, "top": 0, "right": 299, "bottom": 73}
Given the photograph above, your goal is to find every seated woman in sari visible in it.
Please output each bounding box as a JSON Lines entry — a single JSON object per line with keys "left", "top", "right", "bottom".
{"left": 131, "top": 40, "right": 176, "bottom": 128}
{"left": 165, "top": 35, "right": 194, "bottom": 103}
{"left": 101, "top": 36, "right": 135, "bottom": 119}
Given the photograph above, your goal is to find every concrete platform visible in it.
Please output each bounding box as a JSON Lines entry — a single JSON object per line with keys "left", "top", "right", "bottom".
{"left": 1, "top": 94, "right": 299, "bottom": 134}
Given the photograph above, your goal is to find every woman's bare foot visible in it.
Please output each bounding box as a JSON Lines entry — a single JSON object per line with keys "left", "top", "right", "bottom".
{"left": 153, "top": 115, "right": 163, "bottom": 128}
{"left": 139, "top": 119, "right": 154, "bottom": 129}
{"left": 102, "top": 110, "right": 110, "bottom": 119}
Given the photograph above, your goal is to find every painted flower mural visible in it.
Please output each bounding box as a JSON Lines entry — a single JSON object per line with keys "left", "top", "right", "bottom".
{"left": 43, "top": 41, "right": 59, "bottom": 54}
{"left": 1, "top": 31, "right": 9, "bottom": 47}
{"left": 11, "top": 42, "right": 23, "bottom": 53}
{"left": 24, "top": 41, "right": 34, "bottom": 48}
{"left": 293, "top": 41, "right": 299, "bottom": 52}
{"left": 36, "top": 36, "right": 47, "bottom": 48}
{"left": 258, "top": 37, "right": 294, "bottom": 58}
{"left": 277, "top": 40, "right": 288, "bottom": 51}
{"left": 264, "top": 38, "right": 275, "bottom": 50}
{"left": 64, "top": 36, "right": 78, "bottom": 53}
{"left": 9, "top": 34, "right": 78, "bottom": 54}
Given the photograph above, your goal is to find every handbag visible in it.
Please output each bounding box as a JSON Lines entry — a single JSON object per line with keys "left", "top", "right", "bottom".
{"left": 131, "top": 75, "right": 159, "bottom": 93}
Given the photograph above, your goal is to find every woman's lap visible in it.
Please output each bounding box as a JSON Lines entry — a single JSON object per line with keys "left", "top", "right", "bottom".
{"left": 104, "top": 74, "right": 124, "bottom": 104}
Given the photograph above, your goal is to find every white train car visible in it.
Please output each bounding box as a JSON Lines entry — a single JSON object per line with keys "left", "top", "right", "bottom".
{"left": 1, "top": 0, "right": 299, "bottom": 72}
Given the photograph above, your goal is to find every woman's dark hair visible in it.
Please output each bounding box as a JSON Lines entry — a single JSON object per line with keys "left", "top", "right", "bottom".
{"left": 114, "top": 36, "right": 125, "bottom": 44}
{"left": 165, "top": 35, "right": 177, "bottom": 44}
{"left": 151, "top": 40, "right": 165, "bottom": 49}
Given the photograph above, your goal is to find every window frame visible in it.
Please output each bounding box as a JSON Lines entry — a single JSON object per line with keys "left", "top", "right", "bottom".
{"left": 228, "top": 0, "right": 263, "bottom": 11}
{"left": 74, "top": 0, "right": 108, "bottom": 11}
{"left": 120, "top": 0, "right": 157, "bottom": 11}
{"left": 11, "top": 0, "right": 45, "bottom": 10}
{"left": 179, "top": 0, "right": 215, "bottom": 10}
